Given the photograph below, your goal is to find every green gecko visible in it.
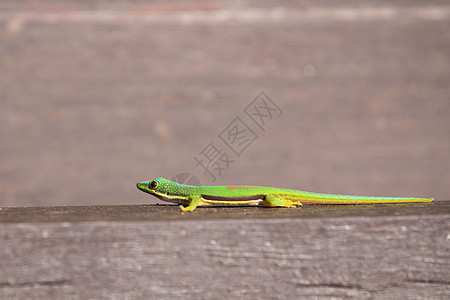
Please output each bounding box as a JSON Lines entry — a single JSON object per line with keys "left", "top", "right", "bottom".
{"left": 136, "top": 178, "right": 433, "bottom": 212}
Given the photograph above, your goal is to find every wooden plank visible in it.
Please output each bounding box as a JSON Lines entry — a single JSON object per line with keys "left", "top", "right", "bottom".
{"left": 1, "top": 202, "right": 449, "bottom": 299}
{"left": 0, "top": 201, "right": 448, "bottom": 223}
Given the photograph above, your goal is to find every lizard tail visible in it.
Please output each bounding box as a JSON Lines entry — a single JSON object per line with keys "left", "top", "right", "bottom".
{"left": 295, "top": 192, "right": 433, "bottom": 205}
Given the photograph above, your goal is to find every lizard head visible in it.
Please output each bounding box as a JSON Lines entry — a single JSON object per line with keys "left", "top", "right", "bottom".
{"left": 137, "top": 177, "right": 171, "bottom": 197}
{"left": 136, "top": 177, "right": 185, "bottom": 204}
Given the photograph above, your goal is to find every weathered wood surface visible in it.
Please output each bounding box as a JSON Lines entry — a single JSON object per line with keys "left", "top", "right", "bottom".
{"left": 1, "top": 1, "right": 449, "bottom": 207}
{"left": 1, "top": 202, "right": 449, "bottom": 299}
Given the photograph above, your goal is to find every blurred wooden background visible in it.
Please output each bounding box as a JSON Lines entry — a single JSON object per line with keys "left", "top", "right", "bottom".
{"left": 1, "top": 0, "right": 449, "bottom": 206}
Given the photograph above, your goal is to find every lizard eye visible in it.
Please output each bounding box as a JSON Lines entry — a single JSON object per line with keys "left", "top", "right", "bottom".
{"left": 149, "top": 181, "right": 158, "bottom": 189}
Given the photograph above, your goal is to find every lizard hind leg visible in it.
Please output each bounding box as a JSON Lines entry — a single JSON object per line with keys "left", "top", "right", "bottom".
{"left": 262, "top": 194, "right": 300, "bottom": 208}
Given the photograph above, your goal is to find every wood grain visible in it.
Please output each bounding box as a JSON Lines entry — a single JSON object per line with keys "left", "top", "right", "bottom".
{"left": 1, "top": 203, "right": 449, "bottom": 299}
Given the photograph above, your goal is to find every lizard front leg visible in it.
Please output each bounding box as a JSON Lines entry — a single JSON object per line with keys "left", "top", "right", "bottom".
{"left": 179, "top": 196, "right": 201, "bottom": 212}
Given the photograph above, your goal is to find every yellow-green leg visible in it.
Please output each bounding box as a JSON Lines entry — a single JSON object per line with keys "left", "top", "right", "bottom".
{"left": 262, "top": 194, "right": 300, "bottom": 208}
{"left": 179, "top": 196, "right": 201, "bottom": 212}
